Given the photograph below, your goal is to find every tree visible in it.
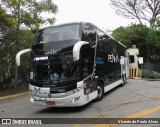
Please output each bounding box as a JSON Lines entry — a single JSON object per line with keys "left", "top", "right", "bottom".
{"left": 0, "top": 6, "right": 15, "bottom": 85}
{"left": 0, "top": 6, "right": 15, "bottom": 39}
{"left": 0, "top": 0, "right": 58, "bottom": 88}
{"left": 0, "top": 28, "right": 34, "bottom": 89}
{"left": 112, "top": 24, "right": 160, "bottom": 62}
{"left": 1, "top": 0, "right": 58, "bottom": 32}
{"left": 111, "top": 26, "right": 127, "bottom": 45}
{"left": 156, "top": 17, "right": 160, "bottom": 29}
{"left": 1, "top": 0, "right": 58, "bottom": 57}
{"left": 111, "top": 0, "right": 160, "bottom": 29}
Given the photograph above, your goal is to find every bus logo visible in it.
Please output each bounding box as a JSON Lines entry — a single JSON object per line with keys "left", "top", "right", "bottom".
{"left": 45, "top": 49, "right": 57, "bottom": 55}
{"left": 108, "top": 54, "right": 119, "bottom": 63}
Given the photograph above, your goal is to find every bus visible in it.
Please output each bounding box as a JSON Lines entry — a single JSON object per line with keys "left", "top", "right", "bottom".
{"left": 16, "top": 22, "right": 128, "bottom": 107}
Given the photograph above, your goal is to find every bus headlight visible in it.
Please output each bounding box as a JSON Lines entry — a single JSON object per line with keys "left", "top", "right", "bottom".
{"left": 67, "top": 86, "right": 83, "bottom": 96}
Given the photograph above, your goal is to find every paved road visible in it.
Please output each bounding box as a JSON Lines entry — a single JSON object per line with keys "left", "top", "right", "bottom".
{"left": 0, "top": 79, "right": 160, "bottom": 127}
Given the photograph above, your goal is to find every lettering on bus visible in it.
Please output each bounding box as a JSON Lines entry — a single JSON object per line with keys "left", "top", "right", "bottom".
{"left": 29, "top": 87, "right": 41, "bottom": 98}
{"left": 45, "top": 49, "right": 57, "bottom": 55}
{"left": 96, "top": 57, "right": 104, "bottom": 64}
{"left": 34, "top": 87, "right": 41, "bottom": 93}
{"left": 108, "top": 54, "right": 119, "bottom": 63}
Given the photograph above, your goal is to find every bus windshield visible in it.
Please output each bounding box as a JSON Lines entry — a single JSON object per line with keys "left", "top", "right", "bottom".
{"left": 33, "top": 24, "right": 80, "bottom": 44}
{"left": 30, "top": 52, "right": 80, "bottom": 84}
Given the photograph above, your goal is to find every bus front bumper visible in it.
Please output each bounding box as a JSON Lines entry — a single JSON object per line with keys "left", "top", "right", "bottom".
{"left": 29, "top": 84, "right": 96, "bottom": 107}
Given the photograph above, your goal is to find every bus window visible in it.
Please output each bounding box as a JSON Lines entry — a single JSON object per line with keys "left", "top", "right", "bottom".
{"left": 83, "top": 23, "right": 97, "bottom": 47}
{"left": 80, "top": 46, "right": 94, "bottom": 79}
{"left": 33, "top": 24, "right": 80, "bottom": 44}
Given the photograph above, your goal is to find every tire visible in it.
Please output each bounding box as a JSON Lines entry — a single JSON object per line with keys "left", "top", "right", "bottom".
{"left": 120, "top": 75, "right": 125, "bottom": 87}
{"left": 94, "top": 82, "right": 104, "bottom": 102}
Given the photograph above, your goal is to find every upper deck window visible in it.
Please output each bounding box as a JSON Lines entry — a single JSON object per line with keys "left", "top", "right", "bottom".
{"left": 33, "top": 24, "right": 80, "bottom": 44}
{"left": 83, "top": 23, "right": 97, "bottom": 46}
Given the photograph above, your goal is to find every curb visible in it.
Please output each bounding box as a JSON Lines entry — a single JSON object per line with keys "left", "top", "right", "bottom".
{"left": 0, "top": 91, "right": 29, "bottom": 100}
{"left": 129, "top": 77, "right": 142, "bottom": 80}
{"left": 129, "top": 77, "right": 160, "bottom": 81}
{"left": 143, "top": 78, "right": 160, "bottom": 81}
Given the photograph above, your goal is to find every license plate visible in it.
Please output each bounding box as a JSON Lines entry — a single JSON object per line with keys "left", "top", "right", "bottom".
{"left": 46, "top": 101, "right": 55, "bottom": 105}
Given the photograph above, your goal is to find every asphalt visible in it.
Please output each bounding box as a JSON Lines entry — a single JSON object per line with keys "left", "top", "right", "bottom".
{"left": 0, "top": 79, "right": 159, "bottom": 127}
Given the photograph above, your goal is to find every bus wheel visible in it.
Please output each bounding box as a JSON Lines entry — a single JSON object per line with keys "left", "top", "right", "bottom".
{"left": 94, "top": 82, "right": 104, "bottom": 102}
{"left": 120, "top": 75, "right": 125, "bottom": 87}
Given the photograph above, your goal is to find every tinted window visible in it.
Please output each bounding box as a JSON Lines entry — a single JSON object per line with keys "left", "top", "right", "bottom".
{"left": 83, "top": 23, "right": 97, "bottom": 46}
{"left": 104, "top": 37, "right": 113, "bottom": 53}
{"left": 30, "top": 52, "right": 80, "bottom": 83}
{"left": 97, "top": 29, "right": 110, "bottom": 53}
{"left": 33, "top": 24, "right": 80, "bottom": 44}
{"left": 80, "top": 46, "right": 95, "bottom": 79}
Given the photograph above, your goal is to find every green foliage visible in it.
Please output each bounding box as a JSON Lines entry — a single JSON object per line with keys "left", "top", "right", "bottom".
{"left": 0, "top": 29, "right": 34, "bottom": 85}
{"left": 0, "top": 6, "right": 15, "bottom": 37}
{"left": 112, "top": 24, "right": 160, "bottom": 63}
{"left": 0, "top": 0, "right": 57, "bottom": 89}
{"left": 112, "top": 26, "right": 127, "bottom": 45}
{"left": 141, "top": 71, "right": 160, "bottom": 79}
{"left": 1, "top": 0, "right": 58, "bottom": 32}
{"left": 0, "top": 7, "right": 16, "bottom": 83}
{"left": 141, "top": 63, "right": 160, "bottom": 79}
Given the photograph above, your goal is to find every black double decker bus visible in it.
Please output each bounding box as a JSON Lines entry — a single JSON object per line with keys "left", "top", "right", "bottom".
{"left": 16, "top": 22, "right": 128, "bottom": 107}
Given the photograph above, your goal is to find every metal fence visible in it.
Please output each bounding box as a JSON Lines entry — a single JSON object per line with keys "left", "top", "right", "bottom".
{"left": 141, "top": 63, "right": 160, "bottom": 79}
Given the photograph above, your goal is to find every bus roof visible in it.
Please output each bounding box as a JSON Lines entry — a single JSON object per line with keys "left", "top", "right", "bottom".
{"left": 40, "top": 21, "right": 127, "bottom": 48}
{"left": 41, "top": 21, "right": 85, "bottom": 30}
{"left": 107, "top": 34, "right": 127, "bottom": 48}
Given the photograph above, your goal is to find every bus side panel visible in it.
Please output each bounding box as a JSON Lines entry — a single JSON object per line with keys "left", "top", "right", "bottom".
{"left": 96, "top": 35, "right": 122, "bottom": 87}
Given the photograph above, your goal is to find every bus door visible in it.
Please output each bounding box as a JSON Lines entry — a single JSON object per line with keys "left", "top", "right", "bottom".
{"left": 80, "top": 45, "right": 97, "bottom": 101}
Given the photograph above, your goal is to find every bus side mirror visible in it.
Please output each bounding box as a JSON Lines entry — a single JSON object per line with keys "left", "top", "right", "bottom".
{"left": 16, "top": 49, "right": 31, "bottom": 66}
{"left": 73, "top": 41, "right": 89, "bottom": 61}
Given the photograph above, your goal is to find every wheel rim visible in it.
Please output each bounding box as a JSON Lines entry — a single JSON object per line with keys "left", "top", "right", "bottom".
{"left": 97, "top": 85, "right": 102, "bottom": 98}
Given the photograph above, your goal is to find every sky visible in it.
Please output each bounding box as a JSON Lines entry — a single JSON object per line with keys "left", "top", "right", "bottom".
{"left": 53, "top": 0, "right": 138, "bottom": 32}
